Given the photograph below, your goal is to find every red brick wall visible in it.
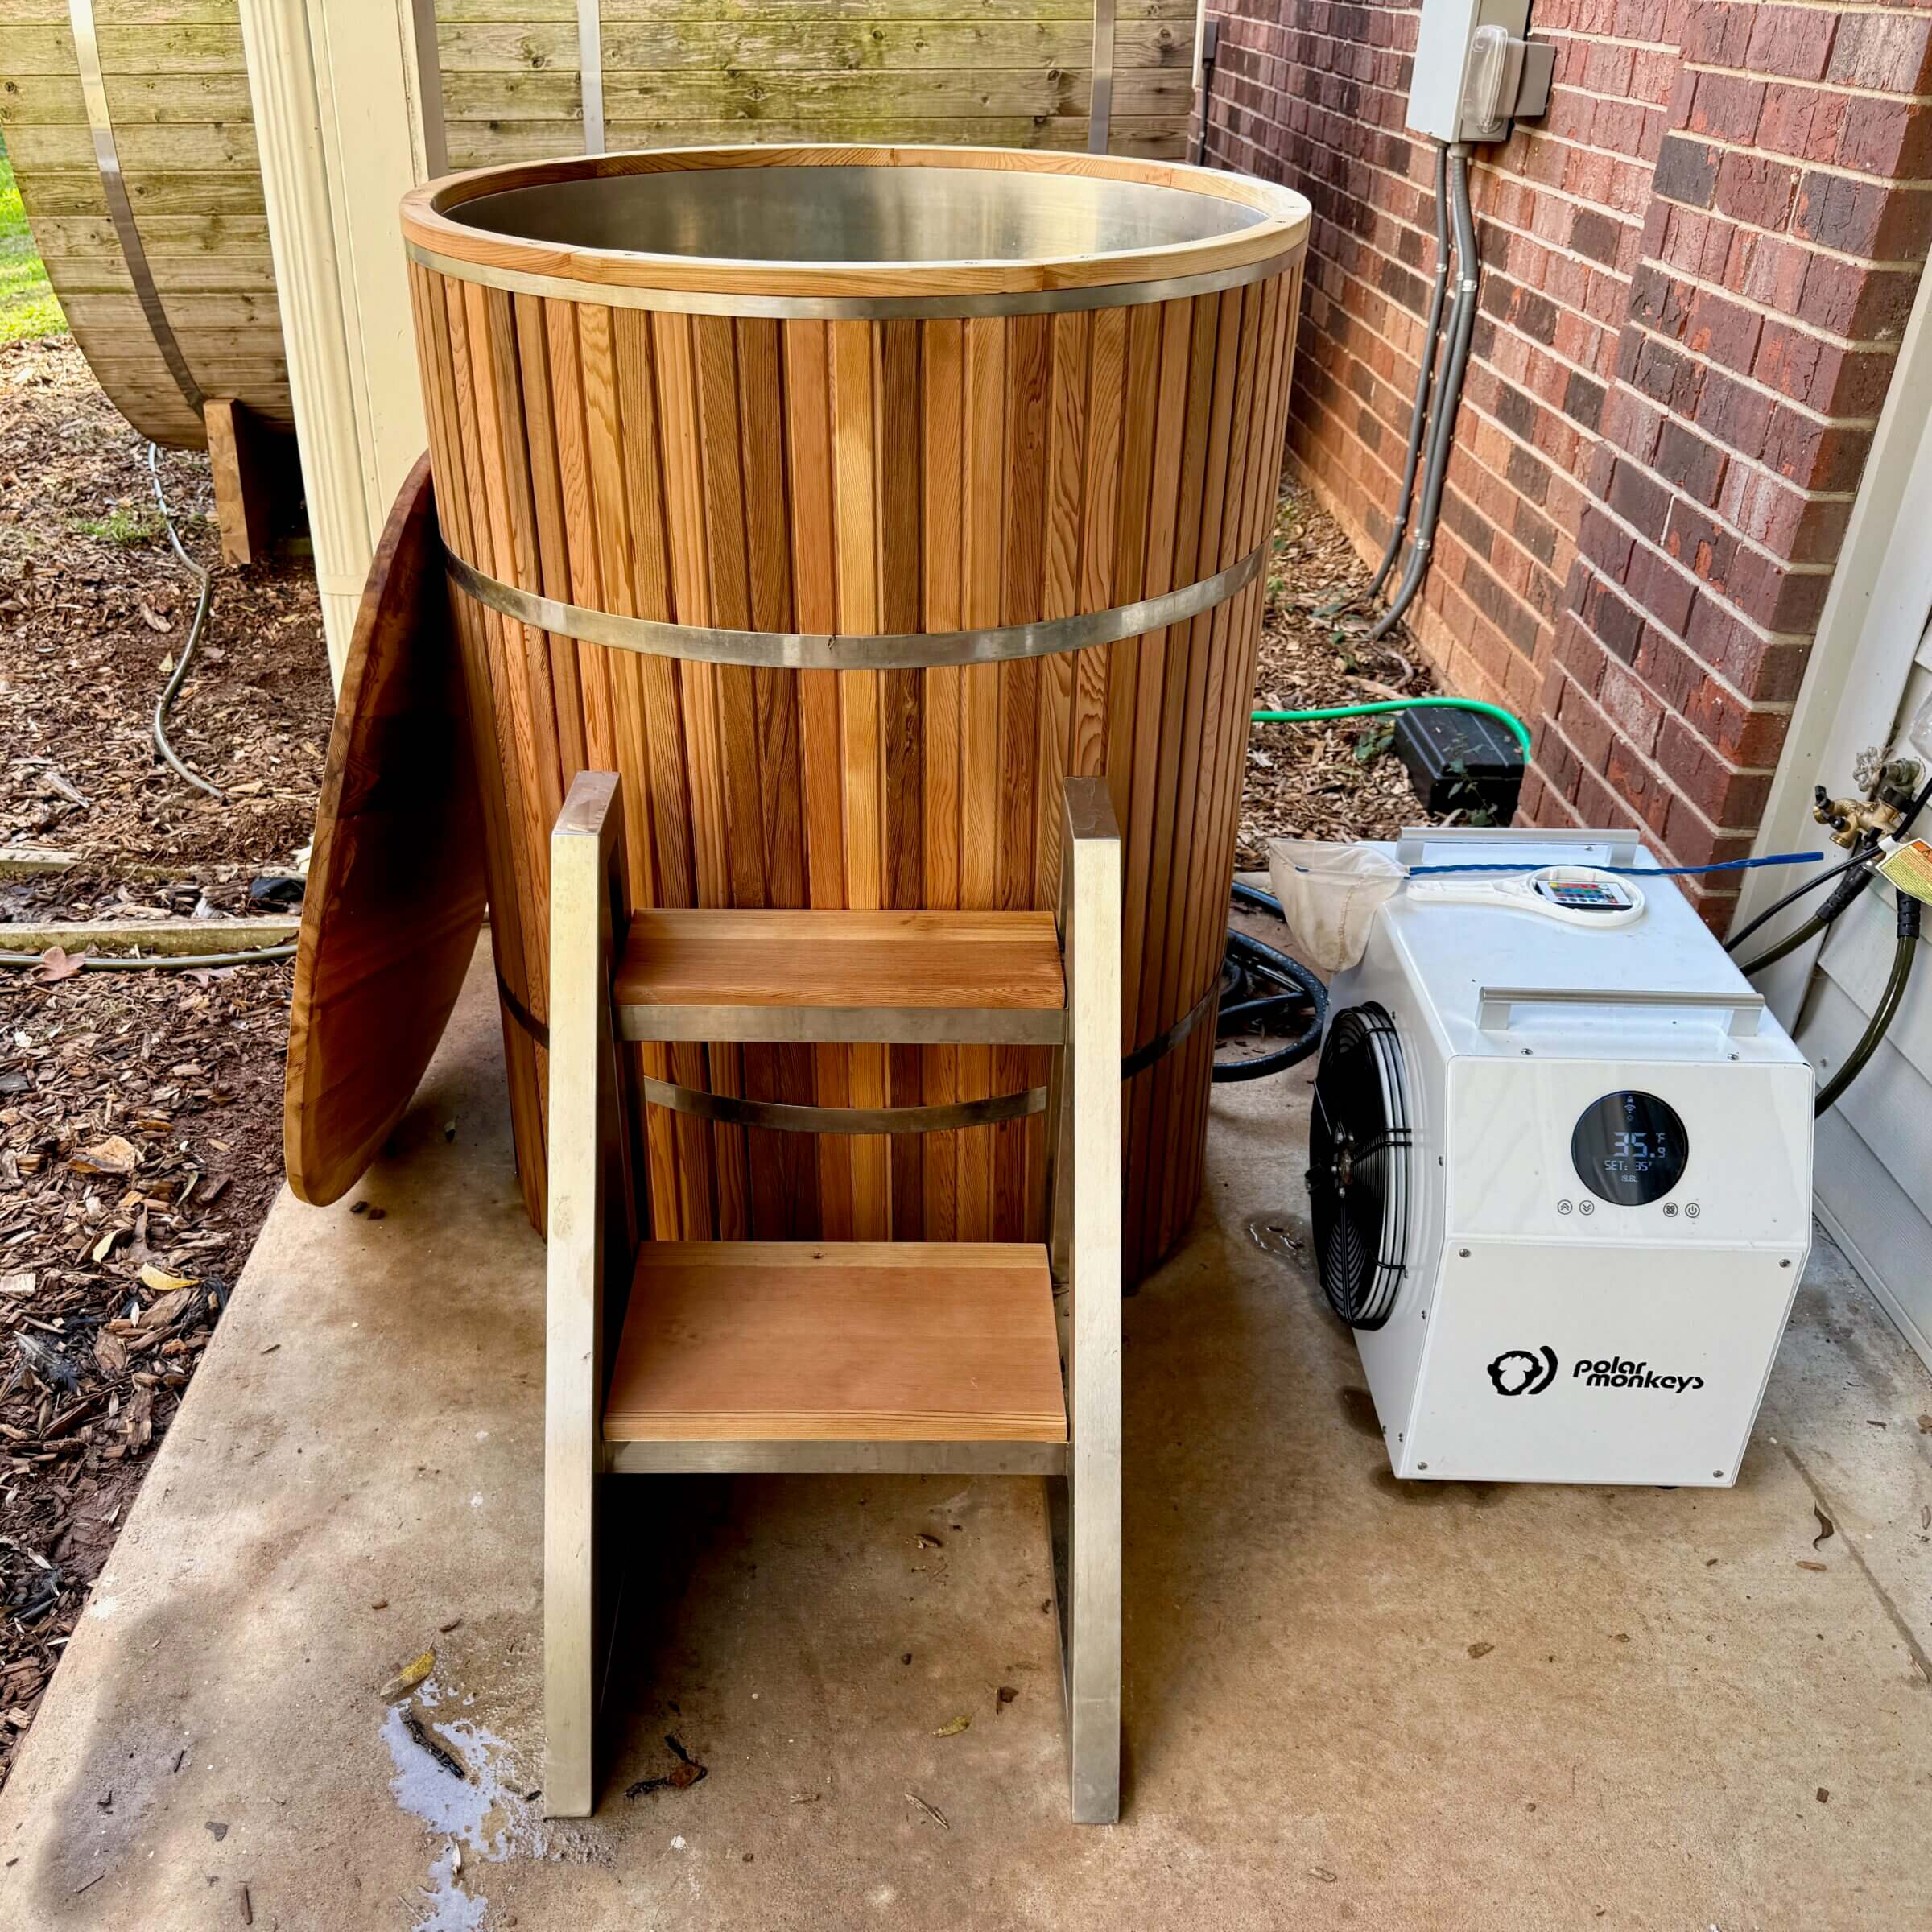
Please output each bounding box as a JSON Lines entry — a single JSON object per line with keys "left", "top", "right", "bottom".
{"left": 1204, "top": 0, "right": 1932, "bottom": 920}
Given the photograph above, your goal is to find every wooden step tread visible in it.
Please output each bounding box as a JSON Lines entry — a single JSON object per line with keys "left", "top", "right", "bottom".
{"left": 613, "top": 908, "right": 1065, "bottom": 1045}
{"left": 603, "top": 1242, "right": 1067, "bottom": 1444}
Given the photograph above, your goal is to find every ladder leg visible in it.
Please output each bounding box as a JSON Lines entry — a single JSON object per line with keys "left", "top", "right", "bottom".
{"left": 1060, "top": 778, "right": 1122, "bottom": 1823}
{"left": 545, "top": 773, "right": 625, "bottom": 1817}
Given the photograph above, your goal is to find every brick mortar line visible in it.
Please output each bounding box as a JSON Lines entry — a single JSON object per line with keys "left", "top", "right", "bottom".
{"left": 1233, "top": 65, "right": 1666, "bottom": 167}
{"left": 1539, "top": 691, "right": 1765, "bottom": 844}
{"left": 1486, "top": 132, "right": 1930, "bottom": 283}
{"left": 1528, "top": 774, "right": 1739, "bottom": 877}
{"left": 1680, "top": 57, "right": 1932, "bottom": 109}
{"left": 1482, "top": 130, "right": 1929, "bottom": 286}
{"left": 1285, "top": 394, "right": 1542, "bottom": 663}
{"left": 1541, "top": 672, "right": 1777, "bottom": 840}
{"left": 1629, "top": 253, "right": 1918, "bottom": 360}
{"left": 1593, "top": 452, "right": 1836, "bottom": 585}
{"left": 1666, "top": 125, "right": 1932, "bottom": 196}
{"left": 1248, "top": 123, "right": 1653, "bottom": 328}
{"left": 1298, "top": 351, "right": 1581, "bottom": 592}
{"left": 1512, "top": 115, "right": 1682, "bottom": 176}
{"left": 1580, "top": 482, "right": 1839, "bottom": 636}
{"left": 1583, "top": 488, "right": 1833, "bottom": 662}
{"left": 1619, "top": 313, "right": 1886, "bottom": 432}
{"left": 1290, "top": 167, "right": 1633, "bottom": 377}
{"left": 1297, "top": 270, "right": 1600, "bottom": 485}
{"left": 1572, "top": 642, "right": 1798, "bottom": 737}
{"left": 1586, "top": 564, "right": 1809, "bottom": 717}
{"left": 1263, "top": 0, "right": 1932, "bottom": 29}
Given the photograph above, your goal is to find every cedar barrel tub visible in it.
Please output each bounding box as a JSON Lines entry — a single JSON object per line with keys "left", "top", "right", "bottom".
{"left": 400, "top": 145, "right": 1308, "bottom": 1282}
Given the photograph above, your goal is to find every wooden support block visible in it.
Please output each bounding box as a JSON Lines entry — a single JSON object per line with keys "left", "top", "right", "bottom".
{"left": 204, "top": 396, "right": 275, "bottom": 566}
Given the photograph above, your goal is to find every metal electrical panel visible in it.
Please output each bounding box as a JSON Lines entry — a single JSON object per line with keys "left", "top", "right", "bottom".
{"left": 1407, "top": 0, "right": 1552, "bottom": 142}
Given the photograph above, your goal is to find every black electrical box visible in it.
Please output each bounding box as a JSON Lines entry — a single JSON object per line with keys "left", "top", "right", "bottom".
{"left": 1393, "top": 705, "right": 1524, "bottom": 820}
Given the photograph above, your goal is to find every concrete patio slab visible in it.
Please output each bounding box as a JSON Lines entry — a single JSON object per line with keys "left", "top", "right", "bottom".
{"left": 2, "top": 946, "right": 1928, "bottom": 1930}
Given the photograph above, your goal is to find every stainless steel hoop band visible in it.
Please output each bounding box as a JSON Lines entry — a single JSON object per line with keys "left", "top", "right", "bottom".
{"left": 404, "top": 238, "right": 1295, "bottom": 320}
{"left": 640, "top": 1074, "right": 1047, "bottom": 1136}
{"left": 446, "top": 541, "right": 1262, "bottom": 673}
{"left": 1121, "top": 968, "right": 1223, "bottom": 1081}
{"left": 69, "top": 0, "right": 204, "bottom": 416}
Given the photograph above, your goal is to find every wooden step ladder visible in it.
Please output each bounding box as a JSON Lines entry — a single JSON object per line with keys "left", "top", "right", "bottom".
{"left": 543, "top": 770, "right": 1122, "bottom": 1825}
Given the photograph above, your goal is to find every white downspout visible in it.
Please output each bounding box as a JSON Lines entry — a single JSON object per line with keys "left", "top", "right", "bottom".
{"left": 235, "top": 0, "right": 436, "bottom": 689}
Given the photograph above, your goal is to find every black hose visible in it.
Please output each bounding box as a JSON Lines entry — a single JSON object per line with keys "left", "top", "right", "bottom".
{"left": 1370, "top": 145, "right": 1479, "bottom": 644}
{"left": 1814, "top": 894, "right": 1919, "bottom": 1115}
{"left": 1320, "top": 142, "right": 1451, "bottom": 621}
{"left": 1212, "top": 881, "right": 1327, "bottom": 1082}
{"left": 1725, "top": 844, "right": 1873, "bottom": 956}
{"left": 1736, "top": 908, "right": 1832, "bottom": 978}
{"left": 1737, "top": 853, "right": 1884, "bottom": 975}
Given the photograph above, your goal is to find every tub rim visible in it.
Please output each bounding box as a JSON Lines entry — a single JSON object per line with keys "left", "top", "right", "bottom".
{"left": 400, "top": 144, "right": 1310, "bottom": 312}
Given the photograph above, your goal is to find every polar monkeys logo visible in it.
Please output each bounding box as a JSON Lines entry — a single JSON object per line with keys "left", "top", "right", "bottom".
{"left": 1487, "top": 1346, "right": 1559, "bottom": 1396}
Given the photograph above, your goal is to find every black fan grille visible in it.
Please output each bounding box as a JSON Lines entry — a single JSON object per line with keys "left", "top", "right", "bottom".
{"left": 1306, "top": 1002, "right": 1412, "bottom": 1330}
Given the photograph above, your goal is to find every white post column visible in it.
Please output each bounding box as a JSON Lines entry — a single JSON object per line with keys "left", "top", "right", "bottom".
{"left": 236, "top": 0, "right": 437, "bottom": 687}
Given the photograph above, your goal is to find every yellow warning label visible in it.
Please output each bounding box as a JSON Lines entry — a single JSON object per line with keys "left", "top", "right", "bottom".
{"left": 1877, "top": 837, "right": 1932, "bottom": 906}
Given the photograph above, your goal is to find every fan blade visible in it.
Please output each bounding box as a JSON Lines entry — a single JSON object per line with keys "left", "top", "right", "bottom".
{"left": 1326, "top": 1212, "right": 1367, "bottom": 1304}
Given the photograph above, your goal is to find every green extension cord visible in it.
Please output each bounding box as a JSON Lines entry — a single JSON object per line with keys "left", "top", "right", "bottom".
{"left": 1251, "top": 696, "right": 1533, "bottom": 759}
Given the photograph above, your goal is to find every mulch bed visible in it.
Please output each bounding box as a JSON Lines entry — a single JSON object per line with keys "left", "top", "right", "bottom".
{"left": 0, "top": 333, "right": 331, "bottom": 919}
{"left": 0, "top": 332, "right": 330, "bottom": 1790}
{"left": 1241, "top": 483, "right": 1443, "bottom": 865}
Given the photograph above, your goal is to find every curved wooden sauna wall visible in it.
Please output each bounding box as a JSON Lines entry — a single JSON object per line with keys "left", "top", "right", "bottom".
{"left": 1, "top": 0, "right": 1196, "bottom": 450}
{"left": 403, "top": 147, "right": 1307, "bottom": 1282}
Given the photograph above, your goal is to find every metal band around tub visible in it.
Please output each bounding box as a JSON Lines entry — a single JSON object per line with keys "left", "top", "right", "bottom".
{"left": 445, "top": 541, "right": 1263, "bottom": 673}
{"left": 1120, "top": 968, "right": 1223, "bottom": 1081}
{"left": 640, "top": 1076, "right": 1046, "bottom": 1137}
{"left": 69, "top": 0, "right": 204, "bottom": 416}
{"left": 404, "top": 239, "right": 1295, "bottom": 320}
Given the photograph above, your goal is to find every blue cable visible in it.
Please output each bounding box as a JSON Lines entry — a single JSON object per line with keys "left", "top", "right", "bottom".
{"left": 1403, "top": 851, "right": 1824, "bottom": 878}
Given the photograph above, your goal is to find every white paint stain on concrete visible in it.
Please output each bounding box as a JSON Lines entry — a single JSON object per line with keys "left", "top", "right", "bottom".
{"left": 409, "top": 1846, "right": 486, "bottom": 1932}
{"left": 382, "top": 1678, "right": 551, "bottom": 1928}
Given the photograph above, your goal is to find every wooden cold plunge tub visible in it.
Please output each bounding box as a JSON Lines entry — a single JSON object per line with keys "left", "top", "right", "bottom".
{"left": 400, "top": 143, "right": 1308, "bottom": 1283}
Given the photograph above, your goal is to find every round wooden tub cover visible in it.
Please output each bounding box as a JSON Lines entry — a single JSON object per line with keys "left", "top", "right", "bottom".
{"left": 284, "top": 454, "right": 487, "bottom": 1204}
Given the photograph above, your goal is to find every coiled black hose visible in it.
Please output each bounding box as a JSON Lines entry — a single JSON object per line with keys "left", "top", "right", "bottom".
{"left": 1212, "top": 881, "right": 1328, "bottom": 1082}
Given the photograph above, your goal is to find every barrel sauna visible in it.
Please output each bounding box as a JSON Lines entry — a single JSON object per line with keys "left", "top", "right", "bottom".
{"left": 402, "top": 144, "right": 1307, "bottom": 1282}
{"left": 1, "top": 0, "right": 1197, "bottom": 450}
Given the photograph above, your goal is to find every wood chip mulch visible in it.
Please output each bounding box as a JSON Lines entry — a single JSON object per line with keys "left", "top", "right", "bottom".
{"left": 0, "top": 332, "right": 332, "bottom": 923}
{"left": 0, "top": 332, "right": 328, "bottom": 1791}
{"left": 1241, "top": 483, "right": 1446, "bottom": 865}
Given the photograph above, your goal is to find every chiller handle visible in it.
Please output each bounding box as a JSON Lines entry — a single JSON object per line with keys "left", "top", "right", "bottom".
{"left": 1476, "top": 985, "right": 1765, "bottom": 1036}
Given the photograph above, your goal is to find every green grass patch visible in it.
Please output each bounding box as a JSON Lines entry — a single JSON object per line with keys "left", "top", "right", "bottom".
{"left": 72, "top": 506, "right": 165, "bottom": 546}
{"left": 1, "top": 151, "right": 68, "bottom": 345}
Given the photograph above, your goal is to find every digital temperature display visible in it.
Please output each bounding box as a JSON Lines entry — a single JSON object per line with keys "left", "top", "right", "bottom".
{"left": 1571, "top": 1091, "right": 1688, "bottom": 1206}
